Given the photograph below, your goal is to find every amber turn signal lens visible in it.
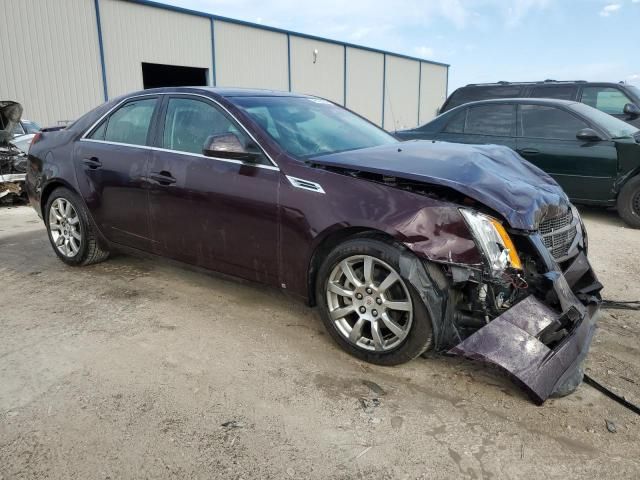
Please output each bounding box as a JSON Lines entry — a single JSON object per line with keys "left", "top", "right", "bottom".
{"left": 489, "top": 218, "right": 523, "bottom": 270}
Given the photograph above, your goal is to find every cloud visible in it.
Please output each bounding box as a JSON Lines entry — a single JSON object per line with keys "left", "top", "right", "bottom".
{"left": 599, "top": 3, "right": 621, "bottom": 16}
{"left": 414, "top": 46, "right": 435, "bottom": 57}
{"left": 505, "top": 0, "right": 551, "bottom": 28}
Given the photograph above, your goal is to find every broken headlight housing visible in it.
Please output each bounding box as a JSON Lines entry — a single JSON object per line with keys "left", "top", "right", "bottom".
{"left": 460, "top": 209, "right": 522, "bottom": 276}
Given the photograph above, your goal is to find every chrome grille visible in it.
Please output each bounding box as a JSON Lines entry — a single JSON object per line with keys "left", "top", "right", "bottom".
{"left": 539, "top": 209, "right": 577, "bottom": 260}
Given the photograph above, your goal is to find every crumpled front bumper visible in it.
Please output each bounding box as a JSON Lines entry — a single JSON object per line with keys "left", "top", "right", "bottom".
{"left": 449, "top": 235, "right": 601, "bottom": 404}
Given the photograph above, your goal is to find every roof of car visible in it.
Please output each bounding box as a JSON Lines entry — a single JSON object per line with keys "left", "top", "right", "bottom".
{"left": 135, "top": 86, "right": 310, "bottom": 98}
{"left": 445, "top": 98, "right": 578, "bottom": 110}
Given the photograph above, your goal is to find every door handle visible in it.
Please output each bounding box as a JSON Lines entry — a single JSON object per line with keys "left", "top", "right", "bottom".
{"left": 148, "top": 171, "right": 177, "bottom": 185}
{"left": 83, "top": 157, "right": 102, "bottom": 169}
{"left": 517, "top": 148, "right": 540, "bottom": 156}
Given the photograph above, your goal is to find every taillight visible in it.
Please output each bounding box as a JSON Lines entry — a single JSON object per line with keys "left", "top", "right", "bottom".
{"left": 29, "top": 132, "right": 42, "bottom": 153}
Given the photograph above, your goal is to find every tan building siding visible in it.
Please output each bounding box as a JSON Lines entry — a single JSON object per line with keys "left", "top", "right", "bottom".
{"left": 0, "top": 0, "right": 104, "bottom": 126}
{"left": 419, "top": 62, "right": 448, "bottom": 124}
{"left": 290, "top": 36, "right": 345, "bottom": 104}
{"left": 345, "top": 48, "right": 384, "bottom": 126}
{"left": 383, "top": 55, "right": 420, "bottom": 131}
{"left": 214, "top": 22, "right": 289, "bottom": 90}
{"left": 99, "top": 0, "right": 212, "bottom": 98}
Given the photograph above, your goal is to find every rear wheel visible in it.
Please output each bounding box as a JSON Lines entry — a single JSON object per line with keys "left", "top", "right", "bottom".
{"left": 617, "top": 176, "right": 640, "bottom": 229}
{"left": 45, "top": 187, "right": 110, "bottom": 266}
{"left": 316, "top": 237, "right": 434, "bottom": 366}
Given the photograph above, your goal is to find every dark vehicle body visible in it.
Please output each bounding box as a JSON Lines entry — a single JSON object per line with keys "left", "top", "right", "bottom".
{"left": 397, "top": 98, "right": 640, "bottom": 227}
{"left": 440, "top": 81, "right": 640, "bottom": 128}
{"left": 27, "top": 87, "right": 601, "bottom": 403}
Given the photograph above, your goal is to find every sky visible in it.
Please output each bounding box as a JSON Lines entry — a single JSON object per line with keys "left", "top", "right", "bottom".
{"left": 158, "top": 0, "right": 639, "bottom": 93}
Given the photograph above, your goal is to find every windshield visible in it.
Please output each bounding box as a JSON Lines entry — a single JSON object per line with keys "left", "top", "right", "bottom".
{"left": 22, "top": 120, "right": 41, "bottom": 134}
{"left": 232, "top": 96, "right": 397, "bottom": 158}
{"left": 570, "top": 102, "right": 639, "bottom": 138}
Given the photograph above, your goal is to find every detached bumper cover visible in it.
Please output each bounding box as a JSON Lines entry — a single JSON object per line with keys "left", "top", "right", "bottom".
{"left": 449, "top": 247, "right": 601, "bottom": 404}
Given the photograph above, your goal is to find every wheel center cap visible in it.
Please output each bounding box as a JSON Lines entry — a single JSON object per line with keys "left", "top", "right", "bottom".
{"left": 365, "top": 297, "right": 373, "bottom": 306}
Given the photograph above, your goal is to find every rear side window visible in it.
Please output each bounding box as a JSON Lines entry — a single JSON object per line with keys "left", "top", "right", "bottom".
{"left": 520, "top": 105, "right": 588, "bottom": 140}
{"left": 581, "top": 87, "right": 632, "bottom": 115}
{"left": 530, "top": 86, "right": 576, "bottom": 100}
{"left": 445, "top": 86, "right": 524, "bottom": 110}
{"left": 465, "top": 105, "right": 515, "bottom": 136}
{"left": 89, "top": 98, "right": 156, "bottom": 146}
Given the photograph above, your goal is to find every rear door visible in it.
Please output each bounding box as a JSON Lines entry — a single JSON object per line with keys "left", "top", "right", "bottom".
{"left": 147, "top": 94, "right": 280, "bottom": 284}
{"left": 515, "top": 104, "right": 618, "bottom": 202}
{"left": 528, "top": 85, "right": 578, "bottom": 101}
{"left": 76, "top": 96, "right": 159, "bottom": 251}
{"left": 438, "top": 104, "right": 517, "bottom": 150}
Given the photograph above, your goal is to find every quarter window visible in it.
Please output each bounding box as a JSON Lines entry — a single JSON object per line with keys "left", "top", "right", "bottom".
{"left": 581, "top": 87, "right": 631, "bottom": 115}
{"left": 520, "top": 105, "right": 588, "bottom": 140}
{"left": 162, "top": 97, "right": 243, "bottom": 155}
{"left": 89, "top": 98, "right": 156, "bottom": 146}
{"left": 443, "top": 109, "right": 466, "bottom": 133}
{"left": 465, "top": 105, "right": 515, "bottom": 136}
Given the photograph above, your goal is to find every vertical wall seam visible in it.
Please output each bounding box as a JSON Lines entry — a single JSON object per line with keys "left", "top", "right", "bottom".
{"left": 417, "top": 62, "right": 422, "bottom": 125}
{"left": 93, "top": 0, "right": 108, "bottom": 100}
{"left": 343, "top": 45, "right": 347, "bottom": 106}
{"left": 210, "top": 17, "right": 216, "bottom": 86}
{"left": 287, "top": 33, "right": 292, "bottom": 91}
{"left": 381, "top": 54, "right": 386, "bottom": 128}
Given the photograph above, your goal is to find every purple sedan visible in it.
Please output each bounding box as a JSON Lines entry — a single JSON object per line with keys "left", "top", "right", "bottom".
{"left": 26, "top": 87, "right": 602, "bottom": 403}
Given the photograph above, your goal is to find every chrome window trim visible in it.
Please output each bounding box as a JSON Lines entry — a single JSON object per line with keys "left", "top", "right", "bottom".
{"left": 80, "top": 92, "right": 279, "bottom": 170}
{"left": 79, "top": 138, "right": 279, "bottom": 171}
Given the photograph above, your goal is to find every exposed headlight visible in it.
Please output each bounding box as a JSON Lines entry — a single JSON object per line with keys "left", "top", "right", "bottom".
{"left": 460, "top": 209, "right": 522, "bottom": 276}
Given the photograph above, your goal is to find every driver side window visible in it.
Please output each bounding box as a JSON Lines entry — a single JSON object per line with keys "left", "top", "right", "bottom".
{"left": 162, "top": 97, "right": 243, "bottom": 155}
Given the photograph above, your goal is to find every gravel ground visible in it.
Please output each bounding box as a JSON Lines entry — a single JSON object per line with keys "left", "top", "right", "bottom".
{"left": 0, "top": 204, "right": 639, "bottom": 479}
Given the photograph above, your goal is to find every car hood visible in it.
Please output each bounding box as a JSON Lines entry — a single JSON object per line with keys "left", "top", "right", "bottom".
{"left": 310, "top": 140, "right": 570, "bottom": 230}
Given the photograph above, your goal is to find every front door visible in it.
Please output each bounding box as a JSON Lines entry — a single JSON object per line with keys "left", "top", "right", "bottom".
{"left": 75, "top": 96, "right": 159, "bottom": 251}
{"left": 580, "top": 86, "right": 640, "bottom": 128}
{"left": 516, "top": 104, "right": 618, "bottom": 202}
{"left": 147, "top": 95, "right": 280, "bottom": 285}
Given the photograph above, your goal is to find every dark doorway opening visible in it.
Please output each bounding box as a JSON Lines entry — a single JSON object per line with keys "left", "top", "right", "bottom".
{"left": 142, "top": 62, "right": 208, "bottom": 89}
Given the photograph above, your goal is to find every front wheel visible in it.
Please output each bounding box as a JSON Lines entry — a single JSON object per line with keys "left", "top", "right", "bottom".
{"left": 617, "top": 176, "right": 640, "bottom": 229}
{"left": 315, "top": 237, "right": 434, "bottom": 366}
{"left": 45, "top": 187, "right": 110, "bottom": 266}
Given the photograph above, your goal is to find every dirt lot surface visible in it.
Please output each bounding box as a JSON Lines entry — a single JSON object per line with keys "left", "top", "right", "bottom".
{"left": 1, "top": 204, "right": 639, "bottom": 479}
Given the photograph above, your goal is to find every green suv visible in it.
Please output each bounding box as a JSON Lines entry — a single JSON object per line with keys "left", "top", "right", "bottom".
{"left": 396, "top": 98, "right": 640, "bottom": 227}
{"left": 440, "top": 81, "right": 640, "bottom": 128}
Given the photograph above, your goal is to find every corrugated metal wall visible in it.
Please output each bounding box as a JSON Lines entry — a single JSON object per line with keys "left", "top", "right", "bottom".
{"left": 214, "top": 22, "right": 289, "bottom": 90}
{"left": 345, "top": 47, "right": 384, "bottom": 126}
{"left": 419, "top": 62, "right": 448, "bottom": 124}
{"left": 0, "top": 0, "right": 104, "bottom": 126}
{"left": 1, "top": 0, "right": 449, "bottom": 130}
{"left": 383, "top": 55, "right": 420, "bottom": 131}
{"left": 99, "top": 0, "right": 212, "bottom": 98}
{"left": 289, "top": 36, "right": 345, "bottom": 105}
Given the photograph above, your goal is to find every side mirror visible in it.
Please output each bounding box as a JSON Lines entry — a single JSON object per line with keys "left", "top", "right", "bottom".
{"left": 203, "top": 133, "right": 261, "bottom": 161}
{"left": 576, "top": 128, "right": 603, "bottom": 142}
{"left": 623, "top": 103, "right": 640, "bottom": 118}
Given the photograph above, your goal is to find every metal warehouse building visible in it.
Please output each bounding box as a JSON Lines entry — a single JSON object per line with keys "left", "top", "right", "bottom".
{"left": 1, "top": 0, "right": 449, "bottom": 130}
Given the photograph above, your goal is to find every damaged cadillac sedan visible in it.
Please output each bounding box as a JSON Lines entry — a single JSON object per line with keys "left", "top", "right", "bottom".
{"left": 26, "top": 87, "right": 601, "bottom": 403}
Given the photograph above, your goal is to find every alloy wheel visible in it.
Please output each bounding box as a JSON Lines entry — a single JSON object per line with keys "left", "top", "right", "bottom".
{"left": 326, "top": 255, "right": 413, "bottom": 352}
{"left": 49, "top": 198, "right": 82, "bottom": 257}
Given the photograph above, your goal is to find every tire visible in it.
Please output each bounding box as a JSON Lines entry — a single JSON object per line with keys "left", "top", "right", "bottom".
{"left": 315, "top": 236, "right": 434, "bottom": 366}
{"left": 44, "top": 187, "right": 110, "bottom": 266}
{"left": 617, "top": 176, "right": 640, "bottom": 229}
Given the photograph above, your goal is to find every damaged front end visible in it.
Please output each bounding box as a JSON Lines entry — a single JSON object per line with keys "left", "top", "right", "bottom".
{"left": 437, "top": 205, "right": 600, "bottom": 404}
{"left": 0, "top": 101, "right": 28, "bottom": 200}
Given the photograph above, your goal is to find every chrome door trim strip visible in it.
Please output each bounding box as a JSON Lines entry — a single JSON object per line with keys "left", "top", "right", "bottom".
{"left": 79, "top": 138, "right": 280, "bottom": 171}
